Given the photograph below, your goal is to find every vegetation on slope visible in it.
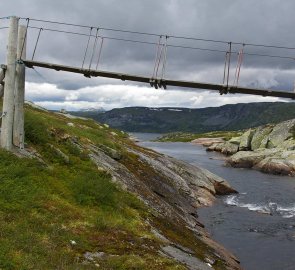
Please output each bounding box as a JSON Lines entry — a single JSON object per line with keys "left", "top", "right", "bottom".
{"left": 157, "top": 130, "right": 243, "bottom": 142}
{"left": 0, "top": 105, "right": 188, "bottom": 270}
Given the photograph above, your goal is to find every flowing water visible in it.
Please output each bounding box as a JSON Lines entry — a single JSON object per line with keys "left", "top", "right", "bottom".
{"left": 131, "top": 133, "right": 295, "bottom": 270}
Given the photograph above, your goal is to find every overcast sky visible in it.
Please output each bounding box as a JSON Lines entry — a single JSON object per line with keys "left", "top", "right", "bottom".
{"left": 1, "top": 0, "right": 295, "bottom": 110}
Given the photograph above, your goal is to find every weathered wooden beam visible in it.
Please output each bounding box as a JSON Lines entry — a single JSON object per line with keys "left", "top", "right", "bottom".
{"left": 13, "top": 25, "right": 27, "bottom": 149}
{"left": 23, "top": 60, "right": 295, "bottom": 100}
{"left": 1, "top": 16, "right": 19, "bottom": 151}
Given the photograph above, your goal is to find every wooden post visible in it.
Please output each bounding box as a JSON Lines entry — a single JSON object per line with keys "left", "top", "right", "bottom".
{"left": 13, "top": 25, "right": 26, "bottom": 149}
{"left": 0, "top": 68, "right": 5, "bottom": 82}
{"left": 1, "top": 16, "right": 19, "bottom": 150}
{"left": 0, "top": 85, "right": 3, "bottom": 98}
{"left": 0, "top": 67, "right": 4, "bottom": 98}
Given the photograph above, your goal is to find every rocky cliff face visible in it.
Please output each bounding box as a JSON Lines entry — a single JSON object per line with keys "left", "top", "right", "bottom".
{"left": 205, "top": 119, "right": 295, "bottom": 176}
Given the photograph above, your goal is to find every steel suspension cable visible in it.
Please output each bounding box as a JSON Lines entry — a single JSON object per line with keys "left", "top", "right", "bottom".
{"left": 26, "top": 26, "right": 295, "bottom": 61}
{"left": 20, "top": 17, "right": 295, "bottom": 51}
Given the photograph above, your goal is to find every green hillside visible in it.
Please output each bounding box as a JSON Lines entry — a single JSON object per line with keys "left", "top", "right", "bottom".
{"left": 0, "top": 104, "right": 239, "bottom": 270}
{"left": 0, "top": 106, "right": 181, "bottom": 269}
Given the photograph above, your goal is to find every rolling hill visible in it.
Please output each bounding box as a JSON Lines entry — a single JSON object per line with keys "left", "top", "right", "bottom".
{"left": 71, "top": 102, "right": 295, "bottom": 133}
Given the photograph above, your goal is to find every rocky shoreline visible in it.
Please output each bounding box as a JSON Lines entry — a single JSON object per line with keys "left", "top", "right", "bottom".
{"left": 88, "top": 141, "right": 241, "bottom": 269}
{"left": 193, "top": 119, "right": 295, "bottom": 176}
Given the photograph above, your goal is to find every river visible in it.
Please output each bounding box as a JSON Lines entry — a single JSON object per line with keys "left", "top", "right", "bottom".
{"left": 131, "top": 133, "right": 295, "bottom": 270}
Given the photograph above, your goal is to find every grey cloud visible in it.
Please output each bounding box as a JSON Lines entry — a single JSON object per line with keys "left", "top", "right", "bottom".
{"left": 1, "top": 0, "right": 295, "bottom": 109}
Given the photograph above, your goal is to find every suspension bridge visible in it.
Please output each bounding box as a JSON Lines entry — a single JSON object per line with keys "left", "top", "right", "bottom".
{"left": 0, "top": 16, "right": 295, "bottom": 151}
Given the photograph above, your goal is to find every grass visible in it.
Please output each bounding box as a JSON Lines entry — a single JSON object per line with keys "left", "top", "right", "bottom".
{"left": 0, "top": 105, "right": 188, "bottom": 269}
{"left": 157, "top": 130, "right": 243, "bottom": 142}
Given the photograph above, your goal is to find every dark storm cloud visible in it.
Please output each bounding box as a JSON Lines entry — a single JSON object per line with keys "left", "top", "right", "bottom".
{"left": 1, "top": 0, "right": 295, "bottom": 109}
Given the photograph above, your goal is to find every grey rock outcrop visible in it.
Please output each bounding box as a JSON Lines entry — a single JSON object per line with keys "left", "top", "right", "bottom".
{"left": 221, "top": 142, "right": 239, "bottom": 155}
{"left": 85, "top": 142, "right": 240, "bottom": 269}
{"left": 267, "top": 119, "right": 295, "bottom": 148}
{"left": 239, "top": 129, "right": 255, "bottom": 150}
{"left": 207, "top": 142, "right": 239, "bottom": 155}
{"left": 251, "top": 125, "right": 273, "bottom": 150}
{"left": 206, "top": 118, "right": 295, "bottom": 176}
{"left": 228, "top": 137, "right": 241, "bottom": 145}
{"left": 191, "top": 137, "right": 225, "bottom": 147}
{"left": 227, "top": 149, "right": 280, "bottom": 168}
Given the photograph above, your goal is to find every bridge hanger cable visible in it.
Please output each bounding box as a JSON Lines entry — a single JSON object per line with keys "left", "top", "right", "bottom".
{"left": 95, "top": 37, "right": 104, "bottom": 70}
{"left": 20, "top": 18, "right": 30, "bottom": 59}
{"left": 151, "top": 35, "right": 163, "bottom": 81}
{"left": 223, "top": 52, "right": 229, "bottom": 85}
{"left": 32, "top": 27, "right": 43, "bottom": 60}
{"left": 82, "top": 27, "right": 93, "bottom": 69}
{"left": 155, "top": 40, "right": 165, "bottom": 79}
{"left": 233, "top": 45, "right": 245, "bottom": 87}
{"left": 88, "top": 28, "right": 99, "bottom": 71}
{"left": 226, "top": 42, "right": 232, "bottom": 89}
{"left": 20, "top": 17, "right": 295, "bottom": 51}
{"left": 160, "top": 36, "right": 169, "bottom": 82}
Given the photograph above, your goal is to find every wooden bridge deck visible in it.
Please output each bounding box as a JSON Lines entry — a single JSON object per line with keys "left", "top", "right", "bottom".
{"left": 23, "top": 60, "right": 295, "bottom": 100}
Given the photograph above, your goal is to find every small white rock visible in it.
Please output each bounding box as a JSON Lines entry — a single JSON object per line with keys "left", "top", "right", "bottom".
{"left": 67, "top": 122, "right": 75, "bottom": 127}
{"left": 70, "top": 240, "right": 77, "bottom": 245}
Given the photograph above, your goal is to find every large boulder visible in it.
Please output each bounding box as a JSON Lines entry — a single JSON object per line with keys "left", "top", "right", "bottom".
{"left": 206, "top": 142, "right": 223, "bottom": 152}
{"left": 267, "top": 119, "right": 295, "bottom": 148}
{"left": 228, "top": 137, "right": 241, "bottom": 145}
{"left": 277, "top": 138, "right": 295, "bottom": 150}
{"left": 251, "top": 125, "right": 273, "bottom": 150}
{"left": 213, "top": 143, "right": 226, "bottom": 152}
{"left": 191, "top": 137, "right": 224, "bottom": 147}
{"left": 206, "top": 142, "right": 238, "bottom": 155}
{"left": 239, "top": 129, "right": 255, "bottom": 150}
{"left": 256, "top": 157, "right": 294, "bottom": 176}
{"left": 221, "top": 142, "right": 239, "bottom": 155}
{"left": 227, "top": 149, "right": 280, "bottom": 168}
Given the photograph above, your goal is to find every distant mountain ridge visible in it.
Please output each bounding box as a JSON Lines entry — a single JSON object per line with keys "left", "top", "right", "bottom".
{"left": 71, "top": 102, "right": 295, "bottom": 133}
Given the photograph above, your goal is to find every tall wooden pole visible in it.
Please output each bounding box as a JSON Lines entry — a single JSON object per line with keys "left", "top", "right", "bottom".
{"left": 13, "top": 25, "right": 26, "bottom": 149}
{"left": 1, "top": 16, "right": 19, "bottom": 150}
{"left": 0, "top": 67, "right": 4, "bottom": 98}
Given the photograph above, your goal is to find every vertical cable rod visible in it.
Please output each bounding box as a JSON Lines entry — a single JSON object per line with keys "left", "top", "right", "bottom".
{"left": 31, "top": 28, "right": 43, "bottom": 60}
{"left": 89, "top": 28, "right": 99, "bottom": 70}
{"left": 95, "top": 37, "right": 104, "bottom": 70}
{"left": 81, "top": 27, "right": 93, "bottom": 68}
{"left": 226, "top": 42, "right": 232, "bottom": 88}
